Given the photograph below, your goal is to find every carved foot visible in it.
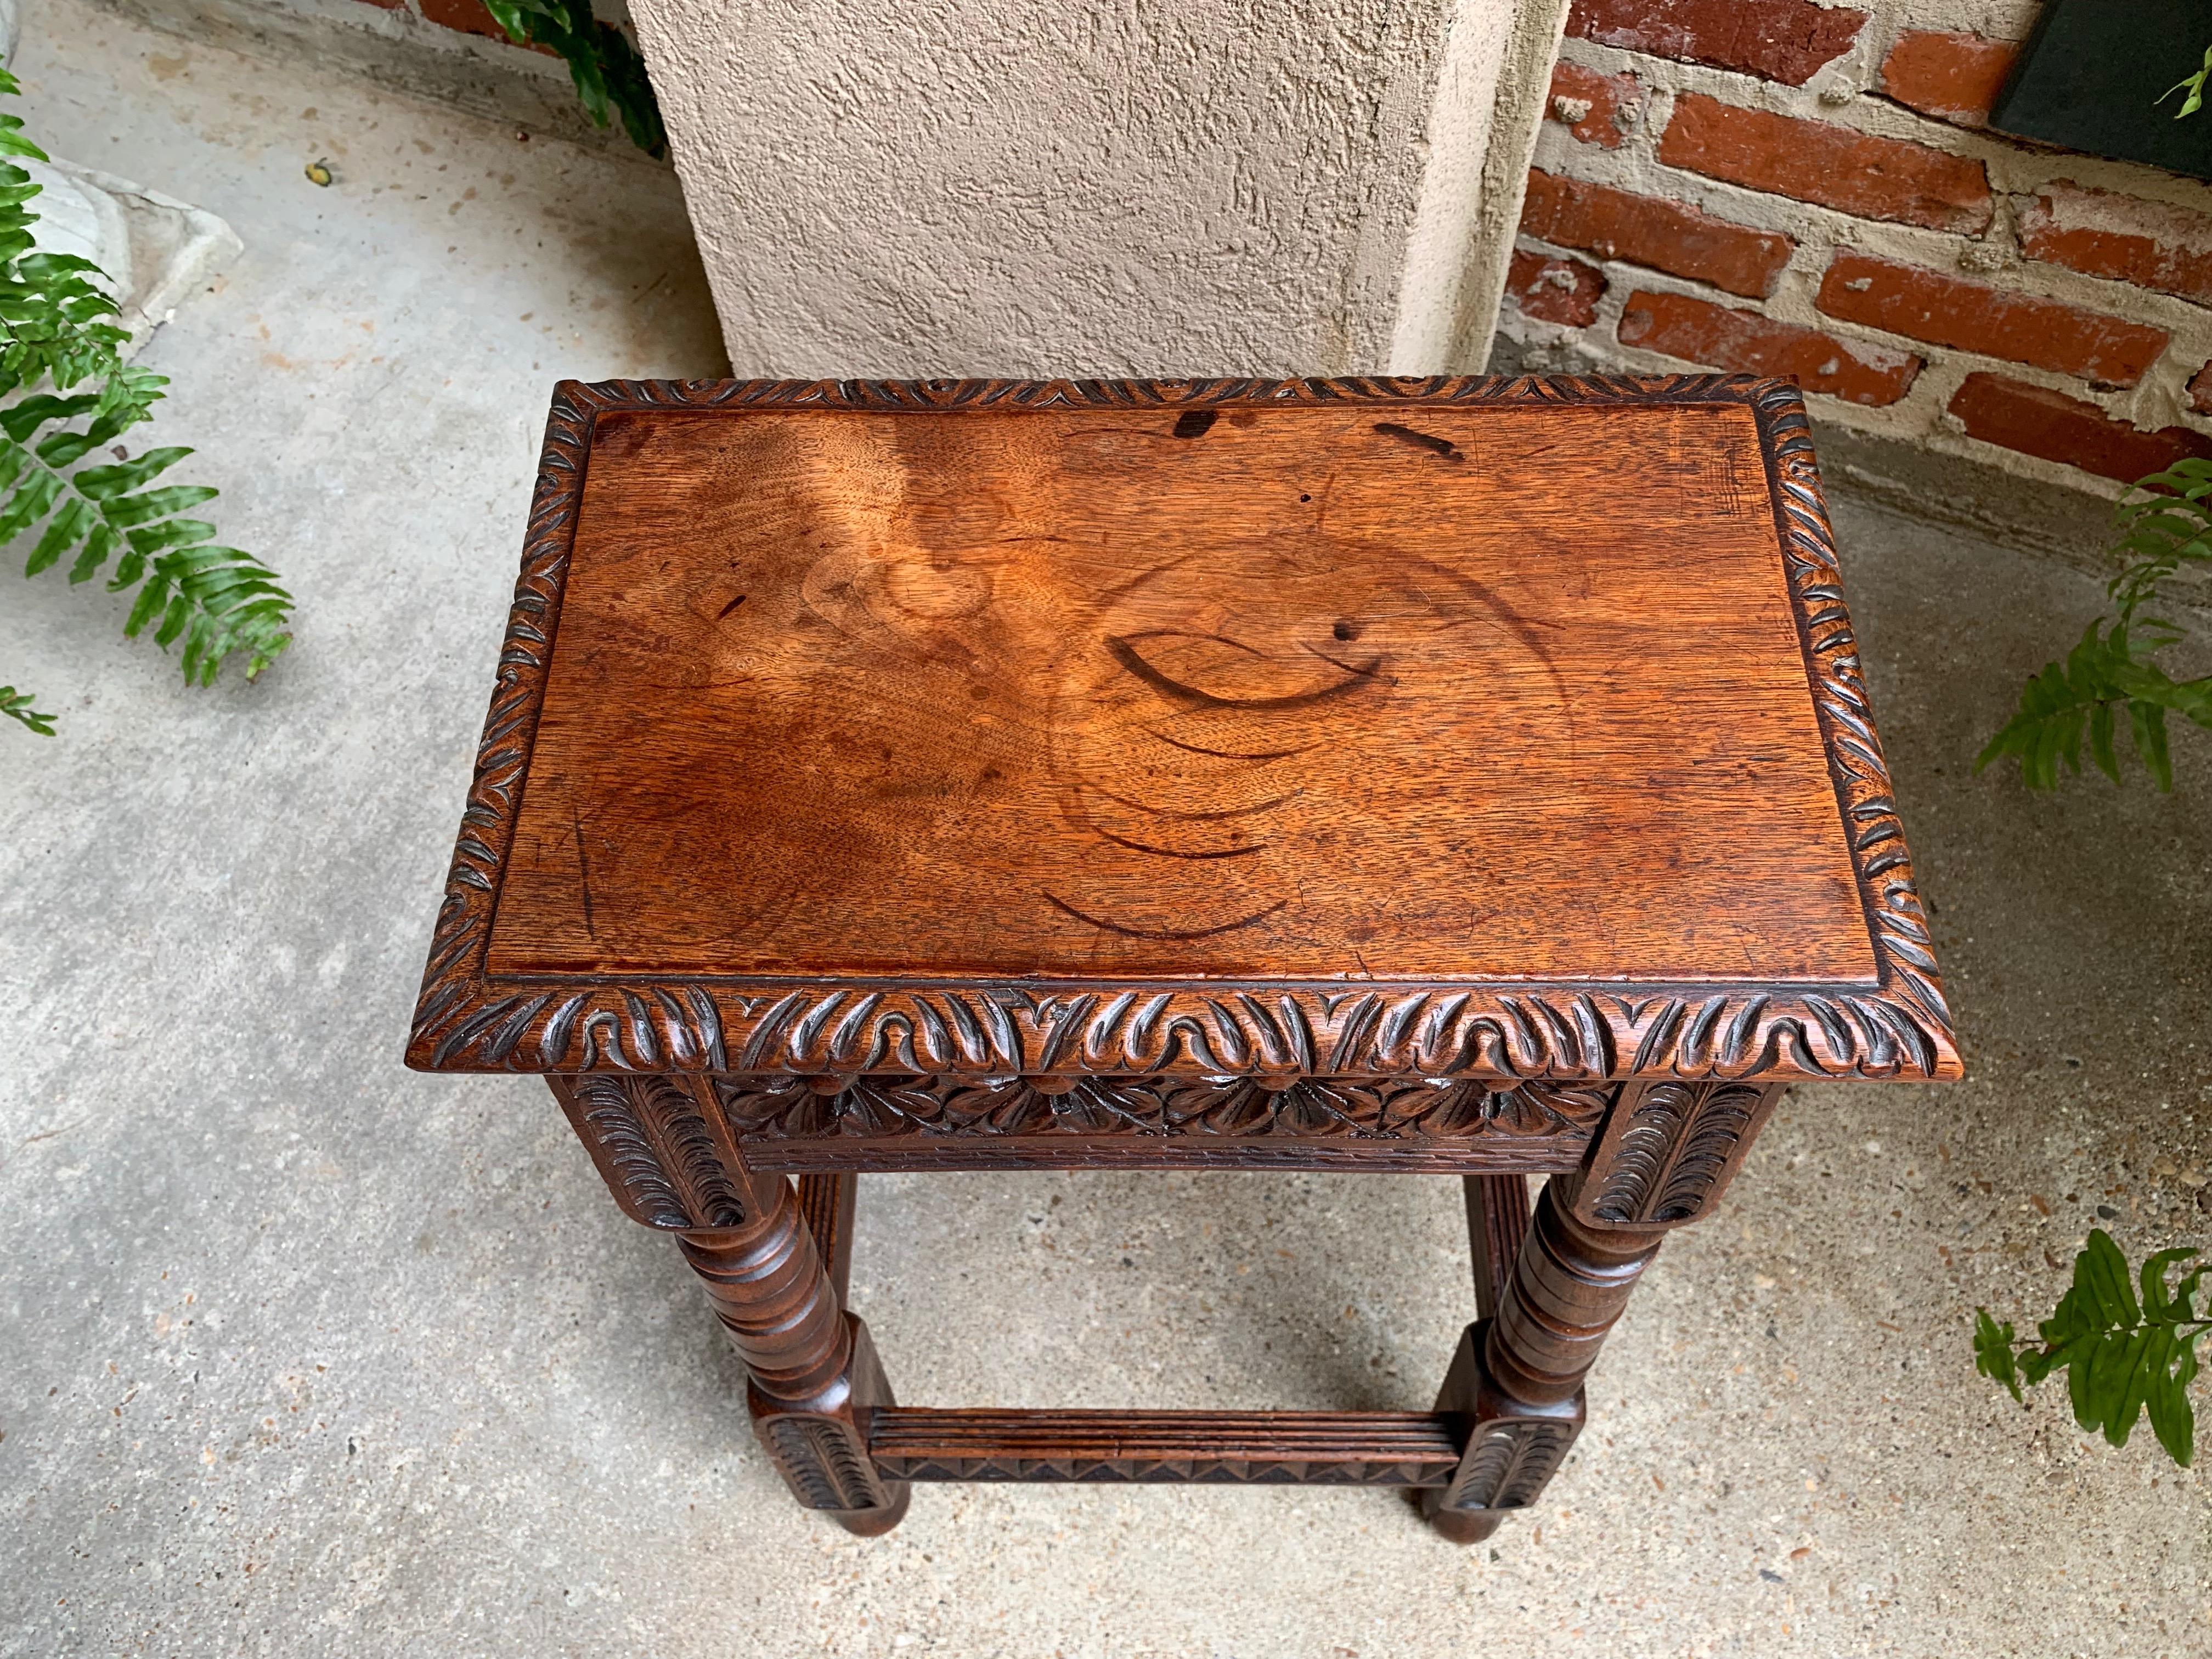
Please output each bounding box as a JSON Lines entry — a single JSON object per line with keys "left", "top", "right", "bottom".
{"left": 750, "top": 1317, "right": 910, "bottom": 1535}
{"left": 679, "top": 1172, "right": 910, "bottom": 1533}
{"left": 1423, "top": 1504, "right": 1504, "bottom": 1544}
{"left": 1420, "top": 1322, "right": 1583, "bottom": 1543}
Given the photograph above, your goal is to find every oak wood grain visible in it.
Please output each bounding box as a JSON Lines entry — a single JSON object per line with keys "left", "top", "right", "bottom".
{"left": 1465, "top": 1172, "right": 1532, "bottom": 1318}
{"left": 407, "top": 376, "right": 1959, "bottom": 1086}
{"left": 795, "top": 1172, "right": 855, "bottom": 1304}
{"left": 495, "top": 402, "right": 1863, "bottom": 983}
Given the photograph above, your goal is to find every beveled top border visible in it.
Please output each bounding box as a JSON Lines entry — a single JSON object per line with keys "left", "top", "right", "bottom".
{"left": 403, "top": 374, "right": 1961, "bottom": 1082}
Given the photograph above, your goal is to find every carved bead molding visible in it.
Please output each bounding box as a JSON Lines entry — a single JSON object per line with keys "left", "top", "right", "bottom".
{"left": 1573, "top": 1080, "right": 1782, "bottom": 1230}
{"left": 563, "top": 1076, "right": 1609, "bottom": 1214}
{"left": 407, "top": 375, "right": 1959, "bottom": 1084}
{"left": 716, "top": 1075, "right": 1612, "bottom": 1143}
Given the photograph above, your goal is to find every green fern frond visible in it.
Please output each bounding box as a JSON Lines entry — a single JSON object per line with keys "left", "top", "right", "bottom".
{"left": 0, "top": 65, "right": 291, "bottom": 735}
{"left": 1977, "top": 1231, "right": 2208, "bottom": 1468}
{"left": 1980, "top": 463, "right": 2212, "bottom": 789}
{"left": 2109, "top": 458, "right": 2212, "bottom": 619}
{"left": 1, "top": 682, "right": 54, "bottom": 733}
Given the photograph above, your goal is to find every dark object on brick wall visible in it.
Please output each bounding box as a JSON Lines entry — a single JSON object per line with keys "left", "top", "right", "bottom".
{"left": 1989, "top": 0, "right": 2212, "bottom": 183}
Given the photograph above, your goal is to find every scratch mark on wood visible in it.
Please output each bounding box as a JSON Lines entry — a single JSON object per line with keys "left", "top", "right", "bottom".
{"left": 1044, "top": 892, "right": 1289, "bottom": 940}
{"left": 573, "top": 803, "right": 596, "bottom": 940}
{"left": 1097, "top": 556, "right": 1195, "bottom": 605}
{"left": 1298, "top": 642, "right": 1388, "bottom": 681}
{"left": 1106, "top": 634, "right": 1384, "bottom": 712}
{"left": 1087, "top": 782, "right": 1302, "bottom": 822}
{"left": 1373, "top": 422, "right": 1465, "bottom": 461}
{"left": 1090, "top": 826, "right": 1269, "bottom": 861}
{"left": 1146, "top": 729, "right": 1318, "bottom": 762}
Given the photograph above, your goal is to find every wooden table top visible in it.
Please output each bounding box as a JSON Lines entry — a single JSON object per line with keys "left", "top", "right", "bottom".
{"left": 407, "top": 376, "right": 1958, "bottom": 1083}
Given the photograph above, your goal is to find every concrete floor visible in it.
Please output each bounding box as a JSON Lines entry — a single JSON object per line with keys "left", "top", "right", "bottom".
{"left": 3, "top": 4, "right": 2210, "bottom": 1654}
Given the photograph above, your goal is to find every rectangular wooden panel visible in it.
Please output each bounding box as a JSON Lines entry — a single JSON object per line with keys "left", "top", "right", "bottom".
{"left": 490, "top": 399, "right": 1869, "bottom": 983}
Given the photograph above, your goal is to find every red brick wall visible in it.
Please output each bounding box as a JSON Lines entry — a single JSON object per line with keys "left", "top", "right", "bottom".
{"left": 1500, "top": 0, "right": 2212, "bottom": 489}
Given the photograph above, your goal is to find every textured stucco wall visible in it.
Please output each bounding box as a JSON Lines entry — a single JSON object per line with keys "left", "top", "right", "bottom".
{"left": 1392, "top": 0, "right": 1568, "bottom": 372}
{"left": 630, "top": 0, "right": 1567, "bottom": 378}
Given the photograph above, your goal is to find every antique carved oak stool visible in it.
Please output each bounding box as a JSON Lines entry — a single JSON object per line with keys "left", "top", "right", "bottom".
{"left": 405, "top": 374, "right": 1959, "bottom": 1541}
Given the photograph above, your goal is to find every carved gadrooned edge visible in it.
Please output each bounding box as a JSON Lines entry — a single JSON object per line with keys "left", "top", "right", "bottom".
{"left": 404, "top": 374, "right": 1961, "bottom": 1084}
{"left": 1572, "top": 1080, "right": 1783, "bottom": 1229}
{"left": 1753, "top": 383, "right": 1956, "bottom": 1076}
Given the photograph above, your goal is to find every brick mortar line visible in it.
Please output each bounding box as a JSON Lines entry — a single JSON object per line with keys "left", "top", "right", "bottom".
{"left": 1528, "top": 136, "right": 1983, "bottom": 266}
{"left": 1509, "top": 242, "right": 2212, "bottom": 452}
{"left": 1518, "top": 154, "right": 2212, "bottom": 364}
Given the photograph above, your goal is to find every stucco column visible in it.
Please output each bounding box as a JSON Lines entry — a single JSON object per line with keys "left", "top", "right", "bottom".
{"left": 628, "top": 0, "right": 1568, "bottom": 379}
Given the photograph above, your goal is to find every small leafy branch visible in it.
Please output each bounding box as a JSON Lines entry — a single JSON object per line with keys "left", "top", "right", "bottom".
{"left": 1, "top": 683, "right": 53, "bottom": 733}
{"left": 485, "top": 1, "right": 666, "bottom": 158}
{"left": 1976, "top": 460, "right": 2212, "bottom": 789}
{"left": 2163, "top": 45, "right": 2212, "bottom": 119}
{"left": 1974, "top": 1229, "right": 2206, "bottom": 1467}
{"left": 1, "top": 68, "right": 290, "bottom": 734}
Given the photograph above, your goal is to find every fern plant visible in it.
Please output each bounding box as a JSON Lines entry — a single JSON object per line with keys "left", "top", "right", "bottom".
{"left": 1976, "top": 459, "right": 2212, "bottom": 788}
{"left": 1974, "top": 1229, "right": 2207, "bottom": 1466}
{"left": 484, "top": 1, "right": 666, "bottom": 158}
{"left": 0, "top": 67, "right": 290, "bottom": 735}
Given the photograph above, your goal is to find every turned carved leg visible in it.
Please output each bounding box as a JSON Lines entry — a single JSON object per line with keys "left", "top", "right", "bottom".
{"left": 1423, "top": 1175, "right": 1644, "bottom": 1542}
{"left": 1483, "top": 1176, "right": 1666, "bottom": 1406}
{"left": 1424, "top": 1082, "right": 1781, "bottom": 1543}
{"left": 549, "top": 1075, "right": 907, "bottom": 1534}
{"left": 678, "top": 1173, "right": 909, "bottom": 1536}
